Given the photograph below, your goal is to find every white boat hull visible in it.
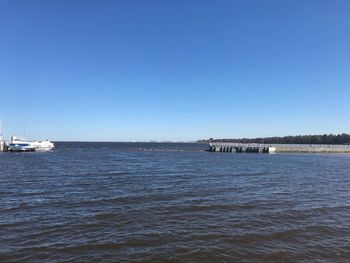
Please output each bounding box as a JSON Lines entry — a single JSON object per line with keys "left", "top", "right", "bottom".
{"left": 8, "top": 144, "right": 35, "bottom": 152}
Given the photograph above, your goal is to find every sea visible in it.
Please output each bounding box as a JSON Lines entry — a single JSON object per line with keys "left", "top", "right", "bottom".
{"left": 1, "top": 142, "right": 350, "bottom": 262}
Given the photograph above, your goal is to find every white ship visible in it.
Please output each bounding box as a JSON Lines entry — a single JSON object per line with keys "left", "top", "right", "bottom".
{"left": 8, "top": 136, "right": 55, "bottom": 152}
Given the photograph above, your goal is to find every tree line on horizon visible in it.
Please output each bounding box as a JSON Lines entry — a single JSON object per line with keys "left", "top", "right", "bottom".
{"left": 198, "top": 134, "right": 350, "bottom": 145}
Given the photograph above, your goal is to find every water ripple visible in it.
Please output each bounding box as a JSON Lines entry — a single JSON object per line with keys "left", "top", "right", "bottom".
{"left": 1, "top": 143, "right": 350, "bottom": 262}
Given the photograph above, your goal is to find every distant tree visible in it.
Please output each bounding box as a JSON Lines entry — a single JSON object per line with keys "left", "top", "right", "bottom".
{"left": 198, "top": 133, "right": 350, "bottom": 145}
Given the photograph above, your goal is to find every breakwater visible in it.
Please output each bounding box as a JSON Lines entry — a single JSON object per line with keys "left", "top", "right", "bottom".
{"left": 209, "top": 142, "right": 350, "bottom": 153}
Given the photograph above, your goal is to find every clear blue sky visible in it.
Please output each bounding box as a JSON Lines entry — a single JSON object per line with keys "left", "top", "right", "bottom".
{"left": 1, "top": 0, "right": 349, "bottom": 141}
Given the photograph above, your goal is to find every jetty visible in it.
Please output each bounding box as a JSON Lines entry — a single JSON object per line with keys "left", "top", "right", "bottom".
{"left": 0, "top": 139, "right": 9, "bottom": 152}
{"left": 209, "top": 142, "right": 350, "bottom": 153}
{"left": 0, "top": 124, "right": 7, "bottom": 151}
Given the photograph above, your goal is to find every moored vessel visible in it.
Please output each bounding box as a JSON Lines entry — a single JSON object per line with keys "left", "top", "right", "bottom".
{"left": 8, "top": 136, "right": 54, "bottom": 152}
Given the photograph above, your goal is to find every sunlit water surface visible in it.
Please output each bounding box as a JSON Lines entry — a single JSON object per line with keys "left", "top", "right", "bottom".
{"left": 1, "top": 142, "right": 350, "bottom": 262}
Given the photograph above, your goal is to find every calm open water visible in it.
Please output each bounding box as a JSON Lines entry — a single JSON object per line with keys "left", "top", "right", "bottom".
{"left": 1, "top": 142, "right": 350, "bottom": 262}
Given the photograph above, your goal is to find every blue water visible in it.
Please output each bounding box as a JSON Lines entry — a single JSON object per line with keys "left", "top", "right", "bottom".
{"left": 1, "top": 142, "right": 350, "bottom": 262}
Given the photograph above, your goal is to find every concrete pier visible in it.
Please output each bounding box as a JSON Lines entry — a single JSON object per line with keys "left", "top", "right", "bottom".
{"left": 209, "top": 142, "right": 350, "bottom": 153}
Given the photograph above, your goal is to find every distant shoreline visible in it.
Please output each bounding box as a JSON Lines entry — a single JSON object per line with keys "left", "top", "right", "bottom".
{"left": 198, "top": 133, "right": 350, "bottom": 145}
